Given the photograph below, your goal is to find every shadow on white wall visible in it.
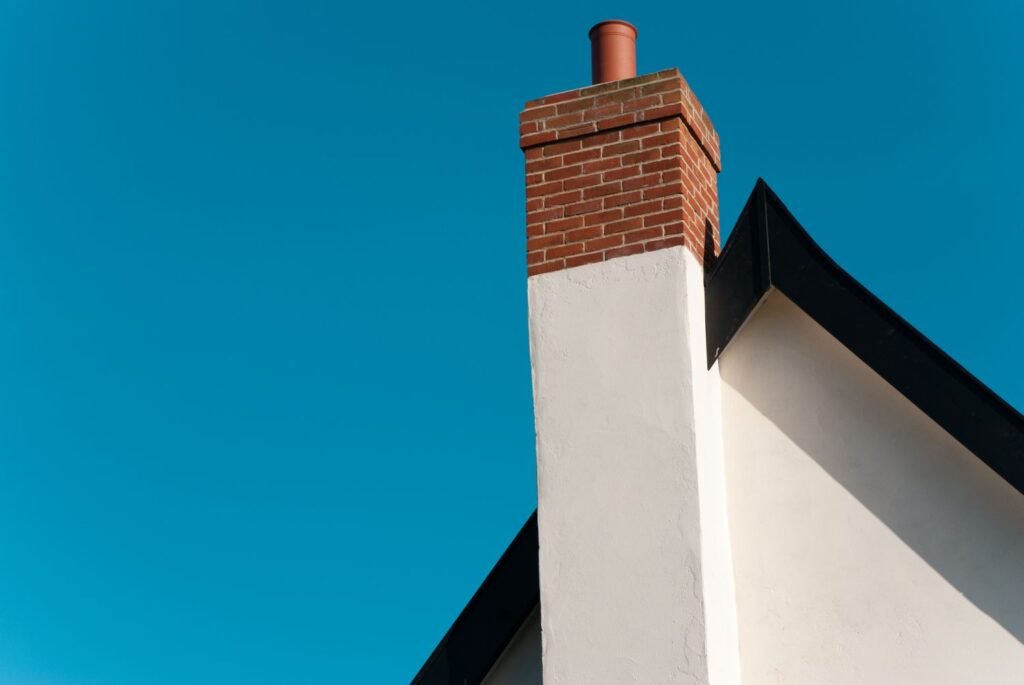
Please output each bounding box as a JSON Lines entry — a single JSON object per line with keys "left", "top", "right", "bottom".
{"left": 722, "top": 293, "right": 1024, "bottom": 647}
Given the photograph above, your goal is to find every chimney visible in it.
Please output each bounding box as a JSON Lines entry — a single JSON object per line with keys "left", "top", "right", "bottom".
{"left": 520, "top": 26, "right": 721, "bottom": 278}
{"left": 522, "top": 24, "right": 740, "bottom": 685}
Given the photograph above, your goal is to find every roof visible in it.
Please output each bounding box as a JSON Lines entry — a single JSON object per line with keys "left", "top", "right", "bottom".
{"left": 412, "top": 180, "right": 1024, "bottom": 683}
{"left": 706, "top": 180, "right": 1024, "bottom": 493}
{"left": 411, "top": 512, "right": 539, "bottom": 684}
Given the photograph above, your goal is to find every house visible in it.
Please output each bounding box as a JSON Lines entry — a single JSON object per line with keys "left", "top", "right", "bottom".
{"left": 413, "top": 20, "right": 1024, "bottom": 685}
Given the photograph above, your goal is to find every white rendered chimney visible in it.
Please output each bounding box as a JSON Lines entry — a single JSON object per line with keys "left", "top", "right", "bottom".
{"left": 519, "top": 23, "right": 740, "bottom": 685}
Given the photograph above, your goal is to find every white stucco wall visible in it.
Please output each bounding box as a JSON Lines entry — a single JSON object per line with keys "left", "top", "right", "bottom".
{"left": 691, "top": 290, "right": 741, "bottom": 685}
{"left": 528, "top": 247, "right": 739, "bottom": 685}
{"left": 720, "top": 293, "right": 1024, "bottom": 684}
{"left": 482, "top": 608, "right": 543, "bottom": 685}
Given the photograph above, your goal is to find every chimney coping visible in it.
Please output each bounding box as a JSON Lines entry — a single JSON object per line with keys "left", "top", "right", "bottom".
{"left": 520, "top": 69, "right": 721, "bottom": 173}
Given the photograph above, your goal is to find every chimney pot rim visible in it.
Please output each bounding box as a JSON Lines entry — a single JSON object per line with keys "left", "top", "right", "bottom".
{"left": 588, "top": 19, "right": 638, "bottom": 40}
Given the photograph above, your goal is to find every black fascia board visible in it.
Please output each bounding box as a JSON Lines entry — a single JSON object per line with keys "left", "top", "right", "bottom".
{"left": 411, "top": 511, "right": 539, "bottom": 685}
{"left": 706, "top": 178, "right": 1024, "bottom": 495}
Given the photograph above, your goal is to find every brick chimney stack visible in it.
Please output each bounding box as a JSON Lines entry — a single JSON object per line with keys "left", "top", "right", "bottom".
{"left": 522, "top": 23, "right": 740, "bottom": 685}
{"left": 520, "top": 25, "right": 721, "bottom": 277}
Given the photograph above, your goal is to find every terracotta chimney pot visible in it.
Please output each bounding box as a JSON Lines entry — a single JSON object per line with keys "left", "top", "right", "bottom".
{"left": 589, "top": 20, "right": 638, "bottom": 84}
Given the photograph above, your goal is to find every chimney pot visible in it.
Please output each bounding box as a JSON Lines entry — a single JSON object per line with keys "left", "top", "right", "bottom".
{"left": 589, "top": 20, "right": 638, "bottom": 84}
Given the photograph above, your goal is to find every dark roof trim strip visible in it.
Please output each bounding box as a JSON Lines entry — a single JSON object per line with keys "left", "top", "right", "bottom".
{"left": 706, "top": 179, "right": 1024, "bottom": 494}
{"left": 411, "top": 511, "right": 539, "bottom": 685}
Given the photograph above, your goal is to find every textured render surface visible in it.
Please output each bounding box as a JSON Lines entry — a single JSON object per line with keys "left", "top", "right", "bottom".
{"left": 687, "top": 256, "right": 741, "bottom": 685}
{"left": 720, "top": 294, "right": 1024, "bottom": 684}
{"left": 481, "top": 608, "right": 542, "bottom": 685}
{"left": 528, "top": 247, "right": 736, "bottom": 684}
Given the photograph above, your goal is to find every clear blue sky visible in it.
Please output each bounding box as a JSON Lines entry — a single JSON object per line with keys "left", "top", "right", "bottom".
{"left": 0, "top": 1, "right": 1021, "bottom": 682}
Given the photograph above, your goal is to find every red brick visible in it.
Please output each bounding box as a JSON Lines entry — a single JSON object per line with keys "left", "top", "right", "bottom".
{"left": 595, "top": 88, "right": 642, "bottom": 106}
{"left": 645, "top": 236, "right": 687, "bottom": 251}
{"left": 526, "top": 180, "right": 561, "bottom": 199}
{"left": 565, "top": 252, "right": 605, "bottom": 268}
{"left": 661, "top": 195, "right": 684, "bottom": 209}
{"left": 603, "top": 190, "right": 643, "bottom": 209}
{"left": 604, "top": 217, "right": 644, "bottom": 234}
{"left": 621, "top": 123, "right": 661, "bottom": 140}
{"left": 583, "top": 182, "right": 621, "bottom": 199}
{"left": 527, "top": 251, "right": 545, "bottom": 265}
{"left": 622, "top": 173, "right": 661, "bottom": 191}
{"left": 528, "top": 259, "right": 566, "bottom": 276}
{"left": 520, "top": 130, "right": 558, "bottom": 147}
{"left": 580, "top": 130, "right": 621, "bottom": 149}
{"left": 624, "top": 226, "right": 664, "bottom": 243}
{"left": 597, "top": 114, "right": 638, "bottom": 130}
{"left": 602, "top": 140, "right": 641, "bottom": 157}
{"left": 556, "top": 123, "right": 598, "bottom": 139}
{"left": 661, "top": 89, "right": 683, "bottom": 105}
{"left": 556, "top": 96, "right": 596, "bottom": 114}
{"left": 582, "top": 158, "right": 620, "bottom": 174}
{"left": 546, "top": 242, "right": 585, "bottom": 259}
{"left": 622, "top": 149, "right": 661, "bottom": 166}
{"left": 564, "top": 173, "right": 603, "bottom": 191}
{"left": 545, "top": 216, "right": 585, "bottom": 234}
{"left": 641, "top": 132, "right": 678, "bottom": 148}
{"left": 642, "top": 158, "right": 680, "bottom": 174}
{"left": 546, "top": 164, "right": 583, "bottom": 182}
{"left": 623, "top": 200, "right": 662, "bottom": 218}
{"left": 585, "top": 235, "right": 624, "bottom": 252}
{"left": 604, "top": 243, "right": 646, "bottom": 260}
{"left": 564, "top": 199, "right": 603, "bottom": 216}
{"left": 583, "top": 208, "right": 623, "bottom": 226}
{"left": 527, "top": 208, "right": 563, "bottom": 225}
{"left": 544, "top": 112, "right": 584, "bottom": 129}
{"left": 643, "top": 184, "right": 680, "bottom": 200}
{"left": 520, "top": 104, "right": 557, "bottom": 122}
{"left": 542, "top": 139, "right": 582, "bottom": 157}
{"left": 622, "top": 95, "right": 661, "bottom": 113}
{"left": 644, "top": 208, "right": 686, "bottom": 226}
{"left": 638, "top": 104, "right": 683, "bottom": 122}
{"left": 527, "top": 234, "right": 564, "bottom": 251}
{"left": 566, "top": 226, "right": 602, "bottom": 242}
{"left": 583, "top": 103, "right": 623, "bottom": 121}
{"left": 603, "top": 165, "right": 641, "bottom": 182}
{"left": 579, "top": 80, "right": 622, "bottom": 98}
{"left": 660, "top": 143, "right": 687, "bottom": 158}
{"left": 563, "top": 148, "right": 602, "bottom": 165}
{"left": 545, "top": 190, "right": 582, "bottom": 207}
{"left": 527, "top": 156, "right": 563, "bottom": 174}
{"left": 640, "top": 80, "right": 681, "bottom": 96}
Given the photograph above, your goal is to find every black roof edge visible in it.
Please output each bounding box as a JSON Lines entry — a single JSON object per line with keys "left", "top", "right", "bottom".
{"left": 410, "top": 511, "right": 539, "bottom": 685}
{"left": 706, "top": 178, "right": 1024, "bottom": 495}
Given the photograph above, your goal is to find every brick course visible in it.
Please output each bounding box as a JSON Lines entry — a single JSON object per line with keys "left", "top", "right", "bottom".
{"left": 520, "top": 69, "right": 720, "bottom": 276}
